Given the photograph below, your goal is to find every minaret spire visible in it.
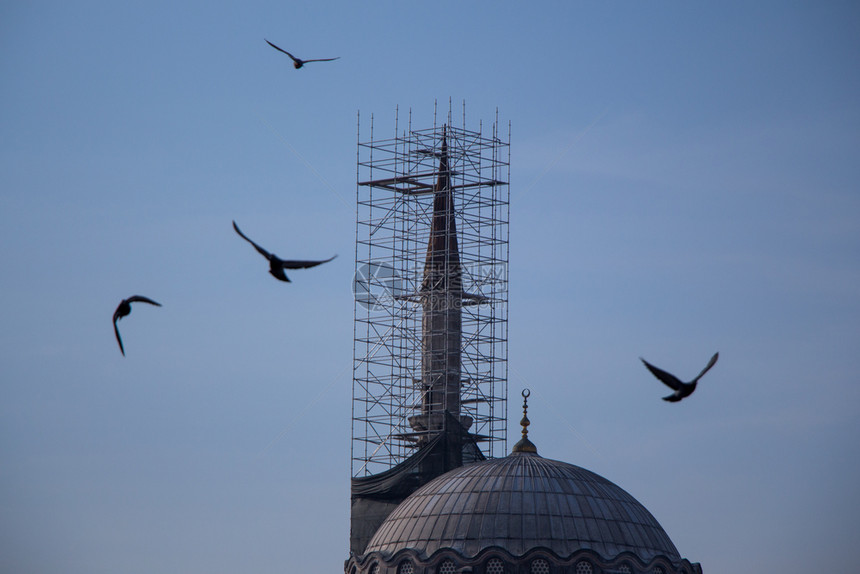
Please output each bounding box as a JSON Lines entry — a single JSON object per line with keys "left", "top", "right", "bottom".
{"left": 422, "top": 127, "right": 461, "bottom": 292}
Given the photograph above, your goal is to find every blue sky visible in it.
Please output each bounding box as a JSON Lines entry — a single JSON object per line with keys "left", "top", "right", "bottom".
{"left": 1, "top": 2, "right": 858, "bottom": 573}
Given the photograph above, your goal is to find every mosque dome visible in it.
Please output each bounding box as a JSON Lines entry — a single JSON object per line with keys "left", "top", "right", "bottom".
{"left": 369, "top": 450, "right": 677, "bottom": 558}
{"left": 345, "top": 396, "right": 702, "bottom": 574}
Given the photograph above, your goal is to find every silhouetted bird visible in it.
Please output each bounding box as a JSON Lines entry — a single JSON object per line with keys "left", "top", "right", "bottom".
{"left": 640, "top": 352, "right": 719, "bottom": 402}
{"left": 265, "top": 39, "right": 340, "bottom": 69}
{"left": 232, "top": 220, "right": 336, "bottom": 282}
{"left": 113, "top": 295, "right": 162, "bottom": 356}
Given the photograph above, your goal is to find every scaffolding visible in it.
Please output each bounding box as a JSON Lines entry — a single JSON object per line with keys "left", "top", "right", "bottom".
{"left": 352, "top": 106, "right": 510, "bottom": 477}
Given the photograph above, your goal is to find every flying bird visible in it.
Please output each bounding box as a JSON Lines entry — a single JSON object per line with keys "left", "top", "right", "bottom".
{"left": 232, "top": 220, "right": 336, "bottom": 282}
{"left": 640, "top": 352, "right": 719, "bottom": 402}
{"left": 265, "top": 39, "right": 340, "bottom": 69}
{"left": 113, "top": 295, "right": 162, "bottom": 356}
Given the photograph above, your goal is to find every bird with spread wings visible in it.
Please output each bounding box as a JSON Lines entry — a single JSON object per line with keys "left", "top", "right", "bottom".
{"left": 232, "top": 220, "right": 336, "bottom": 283}
{"left": 265, "top": 39, "right": 340, "bottom": 69}
{"left": 640, "top": 352, "right": 719, "bottom": 402}
{"left": 113, "top": 295, "right": 162, "bottom": 356}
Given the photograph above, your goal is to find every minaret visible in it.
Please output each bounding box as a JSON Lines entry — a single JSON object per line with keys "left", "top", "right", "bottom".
{"left": 350, "top": 114, "right": 509, "bottom": 557}
{"left": 408, "top": 129, "right": 472, "bottom": 438}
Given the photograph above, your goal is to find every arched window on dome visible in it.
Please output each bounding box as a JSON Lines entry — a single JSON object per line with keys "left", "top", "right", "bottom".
{"left": 530, "top": 557, "right": 550, "bottom": 574}
{"left": 369, "top": 563, "right": 380, "bottom": 574}
{"left": 652, "top": 568, "right": 665, "bottom": 574}
{"left": 575, "top": 561, "right": 592, "bottom": 574}
{"left": 438, "top": 559, "right": 456, "bottom": 574}
{"left": 485, "top": 557, "right": 505, "bottom": 574}
{"left": 617, "top": 565, "right": 631, "bottom": 574}
{"left": 397, "top": 560, "right": 414, "bottom": 574}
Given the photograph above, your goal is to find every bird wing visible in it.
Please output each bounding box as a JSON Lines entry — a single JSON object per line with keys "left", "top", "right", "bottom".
{"left": 233, "top": 221, "right": 273, "bottom": 260}
{"left": 692, "top": 352, "right": 719, "bottom": 383}
{"left": 279, "top": 254, "right": 337, "bottom": 269}
{"left": 265, "top": 39, "right": 299, "bottom": 63}
{"left": 126, "top": 295, "right": 161, "bottom": 307}
{"left": 114, "top": 320, "right": 125, "bottom": 356}
{"left": 641, "top": 358, "right": 683, "bottom": 390}
{"left": 302, "top": 57, "right": 340, "bottom": 63}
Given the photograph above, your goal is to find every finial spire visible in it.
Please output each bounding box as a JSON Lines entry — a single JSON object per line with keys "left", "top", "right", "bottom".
{"left": 512, "top": 389, "right": 538, "bottom": 454}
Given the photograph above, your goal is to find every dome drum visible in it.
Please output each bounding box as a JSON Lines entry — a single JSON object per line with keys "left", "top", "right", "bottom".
{"left": 345, "top": 546, "right": 702, "bottom": 574}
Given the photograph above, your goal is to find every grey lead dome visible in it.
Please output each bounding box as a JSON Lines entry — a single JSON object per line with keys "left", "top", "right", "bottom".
{"left": 365, "top": 450, "right": 681, "bottom": 563}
